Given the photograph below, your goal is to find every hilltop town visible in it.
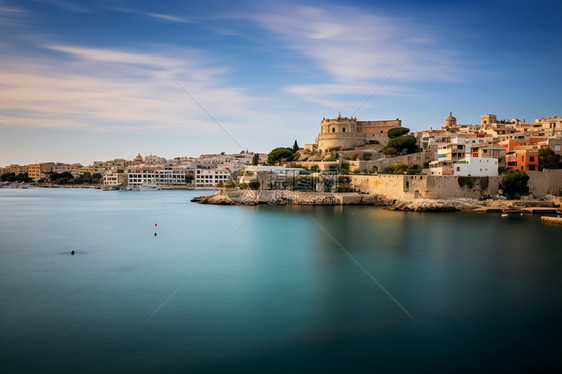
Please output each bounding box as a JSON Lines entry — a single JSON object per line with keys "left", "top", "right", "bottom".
{"left": 2, "top": 113, "right": 561, "bottom": 210}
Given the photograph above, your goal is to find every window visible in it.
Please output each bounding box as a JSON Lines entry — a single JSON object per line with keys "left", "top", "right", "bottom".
{"left": 342, "top": 128, "right": 346, "bottom": 132}
{"left": 529, "top": 156, "right": 534, "bottom": 162}
{"left": 332, "top": 128, "right": 335, "bottom": 133}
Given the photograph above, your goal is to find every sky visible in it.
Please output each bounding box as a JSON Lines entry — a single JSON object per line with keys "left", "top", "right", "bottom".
{"left": 1, "top": 0, "right": 561, "bottom": 165}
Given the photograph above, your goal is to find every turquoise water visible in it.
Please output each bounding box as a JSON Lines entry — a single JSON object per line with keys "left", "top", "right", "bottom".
{"left": 1, "top": 188, "right": 561, "bottom": 373}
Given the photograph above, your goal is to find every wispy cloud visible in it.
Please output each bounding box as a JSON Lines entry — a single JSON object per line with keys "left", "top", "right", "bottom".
{"left": 33, "top": 0, "right": 90, "bottom": 13}
{"left": 144, "top": 12, "right": 193, "bottom": 24}
{"left": 0, "top": 1, "right": 27, "bottom": 26}
{"left": 111, "top": 6, "right": 194, "bottom": 24}
{"left": 247, "top": 2, "right": 466, "bottom": 107}
{"left": 0, "top": 44, "right": 266, "bottom": 134}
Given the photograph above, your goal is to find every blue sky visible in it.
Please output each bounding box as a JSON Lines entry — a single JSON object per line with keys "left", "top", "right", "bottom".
{"left": 1, "top": 0, "right": 560, "bottom": 165}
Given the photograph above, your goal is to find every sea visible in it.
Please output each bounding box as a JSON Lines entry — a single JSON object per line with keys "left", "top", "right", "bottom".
{"left": 1, "top": 188, "right": 561, "bottom": 373}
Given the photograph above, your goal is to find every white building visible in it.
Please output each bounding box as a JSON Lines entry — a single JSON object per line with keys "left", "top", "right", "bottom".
{"left": 453, "top": 157, "right": 498, "bottom": 176}
{"left": 429, "top": 157, "right": 498, "bottom": 177}
{"left": 128, "top": 168, "right": 188, "bottom": 187}
{"left": 195, "top": 168, "right": 232, "bottom": 187}
{"left": 103, "top": 171, "right": 127, "bottom": 186}
{"left": 451, "top": 135, "right": 487, "bottom": 155}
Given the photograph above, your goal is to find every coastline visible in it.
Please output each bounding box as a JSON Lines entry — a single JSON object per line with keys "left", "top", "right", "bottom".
{"left": 192, "top": 189, "right": 560, "bottom": 213}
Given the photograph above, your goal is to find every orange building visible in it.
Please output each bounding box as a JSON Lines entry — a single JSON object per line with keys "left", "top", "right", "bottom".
{"left": 506, "top": 148, "right": 539, "bottom": 171}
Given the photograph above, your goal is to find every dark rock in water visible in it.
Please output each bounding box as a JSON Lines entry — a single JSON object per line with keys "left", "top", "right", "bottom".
{"left": 193, "top": 192, "right": 234, "bottom": 205}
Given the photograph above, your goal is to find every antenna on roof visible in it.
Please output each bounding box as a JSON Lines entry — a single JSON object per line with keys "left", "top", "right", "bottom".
{"left": 352, "top": 57, "right": 410, "bottom": 117}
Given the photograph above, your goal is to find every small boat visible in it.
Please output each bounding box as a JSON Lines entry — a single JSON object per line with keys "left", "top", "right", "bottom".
{"left": 501, "top": 213, "right": 508, "bottom": 217}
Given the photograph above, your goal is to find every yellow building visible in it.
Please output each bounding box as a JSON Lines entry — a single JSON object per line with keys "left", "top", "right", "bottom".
{"left": 28, "top": 163, "right": 55, "bottom": 180}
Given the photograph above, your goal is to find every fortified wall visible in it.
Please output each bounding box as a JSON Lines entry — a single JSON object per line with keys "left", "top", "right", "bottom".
{"left": 317, "top": 113, "right": 401, "bottom": 151}
{"left": 350, "top": 170, "right": 562, "bottom": 200}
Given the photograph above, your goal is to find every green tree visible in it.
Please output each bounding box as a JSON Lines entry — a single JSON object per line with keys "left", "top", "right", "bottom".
{"left": 387, "top": 127, "right": 410, "bottom": 138}
{"left": 266, "top": 147, "right": 294, "bottom": 165}
{"left": 538, "top": 148, "right": 562, "bottom": 170}
{"left": 382, "top": 136, "right": 418, "bottom": 155}
{"left": 500, "top": 170, "right": 529, "bottom": 199}
{"left": 292, "top": 140, "right": 299, "bottom": 153}
{"left": 1, "top": 173, "right": 15, "bottom": 182}
{"left": 249, "top": 181, "right": 260, "bottom": 190}
{"left": 252, "top": 153, "right": 259, "bottom": 166}
{"left": 381, "top": 163, "right": 421, "bottom": 175}
{"left": 91, "top": 173, "right": 103, "bottom": 184}
{"left": 341, "top": 161, "right": 350, "bottom": 175}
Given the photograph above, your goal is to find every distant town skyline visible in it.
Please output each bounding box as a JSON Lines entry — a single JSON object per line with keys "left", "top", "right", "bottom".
{"left": 1, "top": 0, "right": 561, "bottom": 165}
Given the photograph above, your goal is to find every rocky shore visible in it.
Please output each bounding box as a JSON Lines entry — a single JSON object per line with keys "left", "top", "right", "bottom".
{"left": 191, "top": 190, "right": 560, "bottom": 213}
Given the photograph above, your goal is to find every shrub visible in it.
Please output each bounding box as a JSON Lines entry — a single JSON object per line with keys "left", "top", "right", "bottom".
{"left": 349, "top": 153, "right": 358, "bottom": 161}
{"left": 325, "top": 156, "right": 337, "bottom": 161}
{"left": 361, "top": 153, "right": 371, "bottom": 161}
{"left": 458, "top": 176, "right": 477, "bottom": 189}
{"left": 387, "top": 127, "right": 410, "bottom": 138}
{"left": 248, "top": 181, "right": 260, "bottom": 190}
{"left": 225, "top": 181, "right": 237, "bottom": 188}
{"left": 500, "top": 170, "right": 529, "bottom": 199}
{"left": 341, "top": 162, "right": 350, "bottom": 175}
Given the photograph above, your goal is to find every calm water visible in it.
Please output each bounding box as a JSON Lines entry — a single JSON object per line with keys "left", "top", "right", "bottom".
{"left": 1, "top": 188, "right": 561, "bottom": 373}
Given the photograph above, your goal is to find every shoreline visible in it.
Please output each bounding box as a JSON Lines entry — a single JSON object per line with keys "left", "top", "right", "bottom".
{"left": 192, "top": 189, "right": 561, "bottom": 213}
{"left": 0, "top": 184, "right": 216, "bottom": 190}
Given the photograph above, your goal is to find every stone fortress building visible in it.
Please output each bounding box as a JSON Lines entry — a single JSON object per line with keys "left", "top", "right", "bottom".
{"left": 316, "top": 113, "right": 402, "bottom": 151}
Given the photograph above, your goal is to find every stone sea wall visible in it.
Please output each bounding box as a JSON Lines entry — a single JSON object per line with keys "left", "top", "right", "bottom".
{"left": 351, "top": 170, "right": 562, "bottom": 200}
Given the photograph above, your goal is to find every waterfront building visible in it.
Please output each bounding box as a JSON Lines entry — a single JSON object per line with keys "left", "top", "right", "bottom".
{"left": 103, "top": 170, "right": 128, "bottom": 186}
{"left": 194, "top": 168, "right": 232, "bottom": 187}
{"left": 28, "top": 162, "right": 55, "bottom": 180}
{"left": 0, "top": 164, "right": 29, "bottom": 175}
{"left": 128, "top": 167, "right": 190, "bottom": 187}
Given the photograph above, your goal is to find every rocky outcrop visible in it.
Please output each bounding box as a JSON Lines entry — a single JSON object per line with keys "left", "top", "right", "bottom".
{"left": 385, "top": 199, "right": 475, "bottom": 212}
{"left": 192, "top": 190, "right": 558, "bottom": 213}
{"left": 191, "top": 192, "right": 234, "bottom": 205}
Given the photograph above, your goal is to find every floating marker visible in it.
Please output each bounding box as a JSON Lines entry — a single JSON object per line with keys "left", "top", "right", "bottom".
{"left": 154, "top": 223, "right": 157, "bottom": 227}
{"left": 154, "top": 232, "right": 157, "bottom": 236}
{"left": 71, "top": 250, "right": 75, "bottom": 255}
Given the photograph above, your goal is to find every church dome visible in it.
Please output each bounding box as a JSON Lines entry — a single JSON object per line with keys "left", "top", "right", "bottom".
{"left": 445, "top": 112, "right": 457, "bottom": 127}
